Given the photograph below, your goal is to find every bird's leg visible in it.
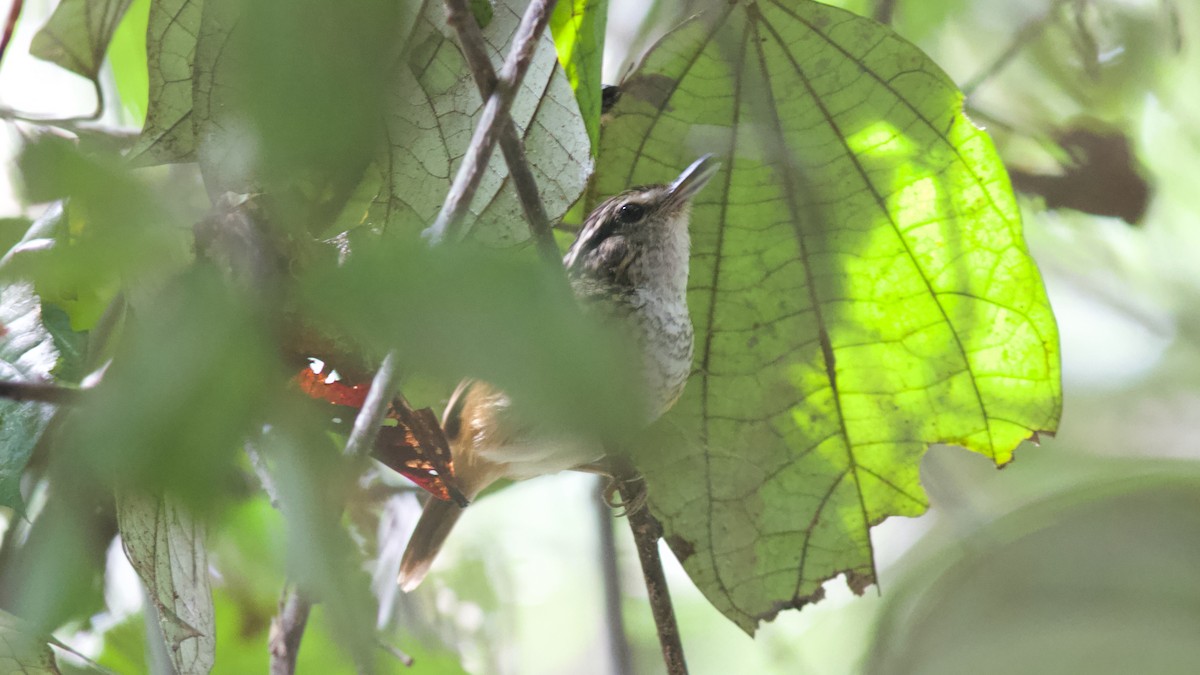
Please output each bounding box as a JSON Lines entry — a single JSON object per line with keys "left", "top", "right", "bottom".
{"left": 573, "top": 461, "right": 648, "bottom": 516}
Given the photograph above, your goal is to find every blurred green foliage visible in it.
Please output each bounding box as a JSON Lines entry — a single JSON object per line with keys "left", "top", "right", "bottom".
{"left": 1, "top": 0, "right": 1198, "bottom": 672}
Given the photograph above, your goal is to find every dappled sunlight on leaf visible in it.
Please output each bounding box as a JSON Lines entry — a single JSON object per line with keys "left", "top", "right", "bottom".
{"left": 597, "top": 0, "right": 1061, "bottom": 631}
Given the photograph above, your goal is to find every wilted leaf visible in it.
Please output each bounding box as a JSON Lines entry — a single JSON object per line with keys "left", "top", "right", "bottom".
{"left": 0, "top": 284, "right": 60, "bottom": 512}
{"left": 0, "top": 609, "right": 60, "bottom": 675}
{"left": 596, "top": 1, "right": 1061, "bottom": 631}
{"left": 550, "top": 0, "right": 609, "bottom": 151}
{"left": 129, "top": 0, "right": 201, "bottom": 164}
{"left": 117, "top": 491, "right": 215, "bottom": 675}
{"left": 29, "top": 0, "right": 133, "bottom": 81}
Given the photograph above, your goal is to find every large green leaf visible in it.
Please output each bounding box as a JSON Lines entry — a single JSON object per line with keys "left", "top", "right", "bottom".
{"left": 550, "top": 0, "right": 609, "bottom": 151}
{"left": 29, "top": 0, "right": 133, "bottom": 81}
{"left": 596, "top": 0, "right": 1061, "bottom": 632}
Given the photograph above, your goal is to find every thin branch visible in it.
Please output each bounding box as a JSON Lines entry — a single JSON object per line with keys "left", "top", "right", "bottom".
{"left": 377, "top": 640, "right": 414, "bottom": 668}
{"left": 0, "top": 380, "right": 83, "bottom": 405}
{"left": 613, "top": 461, "right": 688, "bottom": 675}
{"left": 343, "top": 351, "right": 400, "bottom": 460}
{"left": 595, "top": 478, "right": 634, "bottom": 675}
{"left": 441, "top": 0, "right": 561, "bottom": 267}
{"left": 961, "top": 0, "right": 1070, "bottom": 95}
{"left": 269, "top": 586, "right": 313, "bottom": 675}
{"left": 0, "top": 0, "right": 23, "bottom": 68}
{"left": 423, "top": 0, "right": 559, "bottom": 245}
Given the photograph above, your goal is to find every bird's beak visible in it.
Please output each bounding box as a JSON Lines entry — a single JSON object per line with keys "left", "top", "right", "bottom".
{"left": 668, "top": 154, "right": 720, "bottom": 203}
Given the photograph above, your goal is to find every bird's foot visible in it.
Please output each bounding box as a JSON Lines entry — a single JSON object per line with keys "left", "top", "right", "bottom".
{"left": 574, "top": 461, "right": 648, "bottom": 517}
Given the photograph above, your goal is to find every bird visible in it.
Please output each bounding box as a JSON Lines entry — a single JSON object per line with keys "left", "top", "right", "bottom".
{"left": 398, "top": 156, "right": 720, "bottom": 591}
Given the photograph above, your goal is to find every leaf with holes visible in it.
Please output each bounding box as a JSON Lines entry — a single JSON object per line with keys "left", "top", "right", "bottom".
{"left": 595, "top": 1, "right": 1061, "bottom": 632}
{"left": 30, "top": 0, "right": 133, "bottom": 82}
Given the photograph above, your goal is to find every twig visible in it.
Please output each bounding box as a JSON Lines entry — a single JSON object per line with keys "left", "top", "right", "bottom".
{"left": 0, "top": 0, "right": 22, "bottom": 69}
{"left": 0, "top": 380, "right": 82, "bottom": 404}
{"left": 441, "top": 0, "right": 560, "bottom": 266}
{"left": 343, "top": 351, "right": 400, "bottom": 460}
{"left": 269, "top": 586, "right": 313, "bottom": 675}
{"left": 961, "top": 0, "right": 1070, "bottom": 95}
{"left": 423, "top": 0, "right": 559, "bottom": 245}
{"left": 595, "top": 478, "right": 634, "bottom": 675}
{"left": 613, "top": 462, "right": 688, "bottom": 675}
{"left": 377, "top": 640, "right": 414, "bottom": 667}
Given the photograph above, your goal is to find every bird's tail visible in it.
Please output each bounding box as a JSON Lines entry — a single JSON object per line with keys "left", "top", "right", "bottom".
{"left": 398, "top": 497, "right": 465, "bottom": 591}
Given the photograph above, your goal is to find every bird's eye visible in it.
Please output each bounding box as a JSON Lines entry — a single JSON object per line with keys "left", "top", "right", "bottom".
{"left": 618, "top": 203, "right": 645, "bottom": 224}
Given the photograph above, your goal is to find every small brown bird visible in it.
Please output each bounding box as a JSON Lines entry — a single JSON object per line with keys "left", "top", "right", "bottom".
{"left": 398, "top": 156, "right": 720, "bottom": 590}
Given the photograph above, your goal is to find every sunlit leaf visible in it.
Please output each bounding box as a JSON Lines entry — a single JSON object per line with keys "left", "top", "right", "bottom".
{"left": 129, "top": 0, "right": 201, "bottom": 164}
{"left": 596, "top": 1, "right": 1061, "bottom": 632}
{"left": 108, "top": 0, "right": 152, "bottom": 124}
{"left": 117, "top": 491, "right": 215, "bottom": 675}
{"left": 550, "top": 0, "right": 609, "bottom": 151}
{"left": 29, "top": 0, "right": 133, "bottom": 82}
{"left": 0, "top": 609, "right": 59, "bottom": 675}
{"left": 0, "top": 284, "right": 60, "bottom": 512}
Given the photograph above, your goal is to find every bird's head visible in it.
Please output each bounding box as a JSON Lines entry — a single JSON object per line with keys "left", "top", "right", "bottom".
{"left": 563, "top": 155, "right": 720, "bottom": 287}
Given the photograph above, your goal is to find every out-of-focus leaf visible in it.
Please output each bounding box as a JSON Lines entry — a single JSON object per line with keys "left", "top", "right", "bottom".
{"left": 260, "top": 423, "right": 378, "bottom": 670}
{"left": 117, "top": 491, "right": 215, "bottom": 675}
{"left": 0, "top": 470, "right": 112, "bottom": 633}
{"left": 344, "top": 0, "right": 591, "bottom": 245}
{"left": 60, "top": 268, "right": 279, "bottom": 506}
{"left": 11, "top": 136, "right": 191, "bottom": 331}
{"left": 29, "top": 0, "right": 133, "bottom": 81}
{"left": 108, "top": 0, "right": 151, "bottom": 124}
{"left": 194, "top": 0, "right": 399, "bottom": 235}
{"left": 550, "top": 0, "right": 608, "bottom": 151}
{"left": 92, "top": 614, "right": 149, "bottom": 673}
{"left": 0, "top": 218, "right": 32, "bottom": 257}
{"left": 0, "top": 609, "right": 60, "bottom": 674}
{"left": 129, "top": 0, "right": 201, "bottom": 164}
{"left": 300, "top": 239, "right": 643, "bottom": 443}
{"left": 0, "top": 284, "right": 60, "bottom": 512}
{"left": 868, "top": 473, "right": 1200, "bottom": 675}
{"left": 596, "top": 1, "right": 1060, "bottom": 632}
